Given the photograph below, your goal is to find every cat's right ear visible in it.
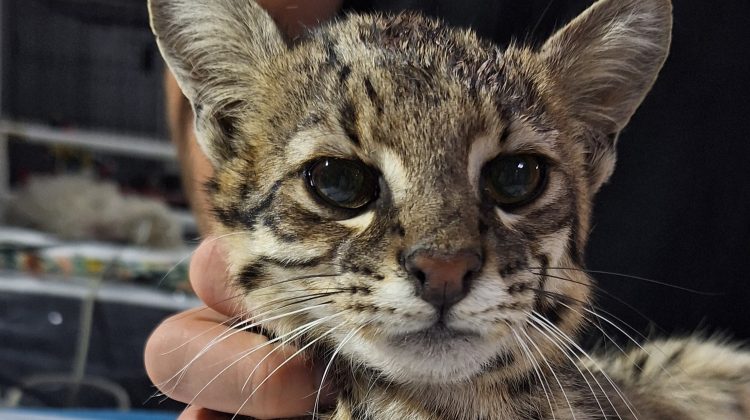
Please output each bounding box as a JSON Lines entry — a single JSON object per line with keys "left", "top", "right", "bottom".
{"left": 149, "top": 0, "right": 286, "bottom": 166}
{"left": 539, "top": 0, "right": 672, "bottom": 190}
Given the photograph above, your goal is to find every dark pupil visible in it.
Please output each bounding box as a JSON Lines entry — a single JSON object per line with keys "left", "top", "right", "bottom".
{"left": 312, "top": 159, "right": 374, "bottom": 209}
{"left": 488, "top": 156, "right": 540, "bottom": 204}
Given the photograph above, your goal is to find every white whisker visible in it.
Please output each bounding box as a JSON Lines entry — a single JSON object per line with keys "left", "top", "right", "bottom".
{"left": 239, "top": 313, "right": 345, "bottom": 392}
{"left": 232, "top": 321, "right": 347, "bottom": 420}
{"left": 543, "top": 308, "right": 639, "bottom": 419}
{"left": 511, "top": 329, "right": 558, "bottom": 420}
{"left": 519, "top": 328, "right": 577, "bottom": 420}
{"left": 580, "top": 305, "right": 689, "bottom": 394}
{"left": 159, "top": 311, "right": 247, "bottom": 356}
{"left": 186, "top": 313, "right": 344, "bottom": 408}
{"left": 157, "top": 303, "right": 331, "bottom": 391}
{"left": 313, "top": 324, "right": 366, "bottom": 419}
{"left": 528, "top": 313, "right": 617, "bottom": 420}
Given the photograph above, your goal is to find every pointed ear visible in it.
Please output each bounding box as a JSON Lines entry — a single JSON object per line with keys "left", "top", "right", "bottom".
{"left": 149, "top": 0, "right": 287, "bottom": 165}
{"left": 540, "top": 0, "right": 672, "bottom": 189}
{"left": 541, "top": 0, "right": 672, "bottom": 133}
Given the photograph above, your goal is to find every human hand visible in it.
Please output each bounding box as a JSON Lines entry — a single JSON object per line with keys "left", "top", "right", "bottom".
{"left": 153, "top": 2, "right": 344, "bottom": 417}
{"left": 145, "top": 239, "right": 335, "bottom": 419}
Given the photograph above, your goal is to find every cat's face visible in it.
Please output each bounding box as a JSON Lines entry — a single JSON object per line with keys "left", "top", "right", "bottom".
{"left": 150, "top": 0, "right": 672, "bottom": 384}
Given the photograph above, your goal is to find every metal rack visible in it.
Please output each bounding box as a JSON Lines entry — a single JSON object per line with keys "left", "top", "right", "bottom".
{"left": 0, "top": 120, "right": 176, "bottom": 206}
{"left": 0, "top": 0, "right": 176, "bottom": 199}
{"left": 0, "top": 120, "right": 174, "bottom": 160}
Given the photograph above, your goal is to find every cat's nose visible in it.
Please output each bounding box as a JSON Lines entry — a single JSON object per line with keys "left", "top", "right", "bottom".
{"left": 405, "top": 249, "right": 482, "bottom": 311}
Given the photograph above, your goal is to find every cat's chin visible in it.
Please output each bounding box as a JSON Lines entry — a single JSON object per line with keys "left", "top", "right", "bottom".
{"left": 344, "top": 324, "right": 511, "bottom": 384}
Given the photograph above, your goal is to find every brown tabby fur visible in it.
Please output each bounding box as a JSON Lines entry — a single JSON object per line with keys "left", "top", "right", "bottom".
{"left": 149, "top": 0, "right": 750, "bottom": 418}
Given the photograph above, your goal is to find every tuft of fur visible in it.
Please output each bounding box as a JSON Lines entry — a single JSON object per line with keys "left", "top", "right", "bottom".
{"left": 149, "top": 0, "right": 750, "bottom": 418}
{"left": 587, "top": 337, "right": 750, "bottom": 419}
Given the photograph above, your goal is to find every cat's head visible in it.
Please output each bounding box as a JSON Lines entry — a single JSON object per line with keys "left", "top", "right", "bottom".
{"left": 150, "top": 0, "right": 672, "bottom": 384}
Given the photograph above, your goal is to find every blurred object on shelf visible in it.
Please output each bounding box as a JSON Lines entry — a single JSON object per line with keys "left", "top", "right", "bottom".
{"left": 0, "top": 121, "right": 196, "bottom": 237}
{"left": 0, "top": 226, "right": 192, "bottom": 292}
{"left": 6, "top": 174, "right": 183, "bottom": 249}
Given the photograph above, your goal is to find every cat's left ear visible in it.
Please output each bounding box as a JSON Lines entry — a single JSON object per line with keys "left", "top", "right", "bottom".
{"left": 540, "top": 0, "right": 672, "bottom": 188}
{"left": 149, "top": 0, "right": 287, "bottom": 166}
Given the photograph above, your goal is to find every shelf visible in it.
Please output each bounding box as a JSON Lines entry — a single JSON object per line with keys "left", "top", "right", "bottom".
{"left": 0, "top": 120, "right": 176, "bottom": 161}
{"left": 0, "top": 271, "right": 199, "bottom": 311}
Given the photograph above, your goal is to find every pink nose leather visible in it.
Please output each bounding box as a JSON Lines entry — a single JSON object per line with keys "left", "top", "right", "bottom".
{"left": 406, "top": 251, "right": 482, "bottom": 310}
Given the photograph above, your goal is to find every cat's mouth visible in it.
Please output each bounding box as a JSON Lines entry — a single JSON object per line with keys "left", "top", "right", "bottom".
{"left": 352, "top": 322, "right": 505, "bottom": 384}
{"left": 387, "top": 323, "right": 480, "bottom": 347}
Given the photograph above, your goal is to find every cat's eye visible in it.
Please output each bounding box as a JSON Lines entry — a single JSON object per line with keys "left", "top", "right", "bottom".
{"left": 483, "top": 154, "right": 547, "bottom": 208}
{"left": 306, "top": 158, "right": 379, "bottom": 210}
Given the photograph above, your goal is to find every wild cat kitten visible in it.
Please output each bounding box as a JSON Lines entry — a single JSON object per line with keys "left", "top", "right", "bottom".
{"left": 149, "top": 0, "right": 750, "bottom": 418}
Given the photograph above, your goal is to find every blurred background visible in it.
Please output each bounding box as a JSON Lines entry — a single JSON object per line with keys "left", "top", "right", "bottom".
{"left": 0, "top": 0, "right": 195, "bottom": 418}
{"left": 0, "top": 0, "right": 748, "bottom": 419}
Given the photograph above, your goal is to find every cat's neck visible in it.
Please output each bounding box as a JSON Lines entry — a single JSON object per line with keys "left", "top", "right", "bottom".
{"left": 333, "top": 366, "right": 555, "bottom": 419}
{"left": 328, "top": 360, "right": 629, "bottom": 420}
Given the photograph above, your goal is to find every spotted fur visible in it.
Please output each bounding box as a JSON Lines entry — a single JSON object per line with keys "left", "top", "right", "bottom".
{"left": 149, "top": 0, "right": 750, "bottom": 418}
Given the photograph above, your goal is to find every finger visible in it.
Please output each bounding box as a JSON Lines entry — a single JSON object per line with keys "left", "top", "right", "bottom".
{"left": 178, "top": 405, "right": 230, "bottom": 420}
{"left": 145, "top": 306, "right": 334, "bottom": 419}
{"left": 189, "top": 237, "right": 243, "bottom": 317}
